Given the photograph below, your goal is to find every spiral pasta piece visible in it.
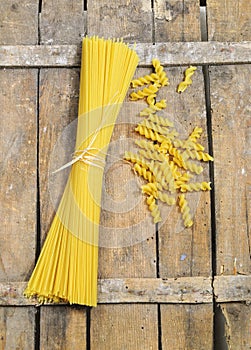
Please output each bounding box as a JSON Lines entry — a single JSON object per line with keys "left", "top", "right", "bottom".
{"left": 146, "top": 94, "right": 156, "bottom": 105}
{"left": 139, "top": 119, "right": 171, "bottom": 136}
{"left": 178, "top": 194, "right": 193, "bottom": 227}
{"left": 183, "top": 160, "right": 203, "bottom": 174}
{"left": 130, "top": 84, "right": 160, "bottom": 101}
{"left": 188, "top": 127, "right": 203, "bottom": 142}
{"left": 146, "top": 195, "right": 162, "bottom": 223}
{"left": 182, "top": 149, "right": 214, "bottom": 162}
{"left": 133, "top": 163, "right": 155, "bottom": 183}
{"left": 135, "top": 125, "right": 166, "bottom": 143}
{"left": 179, "top": 182, "right": 211, "bottom": 192}
{"left": 135, "top": 139, "right": 156, "bottom": 152}
{"left": 177, "top": 66, "right": 197, "bottom": 93}
{"left": 124, "top": 151, "right": 149, "bottom": 169}
{"left": 157, "top": 191, "right": 176, "bottom": 206}
{"left": 131, "top": 73, "right": 159, "bottom": 87}
{"left": 139, "top": 149, "right": 168, "bottom": 163}
{"left": 140, "top": 100, "right": 167, "bottom": 116}
{"left": 141, "top": 182, "right": 158, "bottom": 197}
{"left": 152, "top": 59, "right": 169, "bottom": 87}
{"left": 148, "top": 113, "right": 174, "bottom": 127}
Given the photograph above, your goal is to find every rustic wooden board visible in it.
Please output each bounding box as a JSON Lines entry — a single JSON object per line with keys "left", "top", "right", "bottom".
{"left": 157, "top": 66, "right": 211, "bottom": 278}
{"left": 0, "top": 0, "right": 38, "bottom": 44}
{"left": 40, "top": 306, "right": 86, "bottom": 349}
{"left": 207, "top": 0, "right": 251, "bottom": 41}
{"left": 0, "top": 69, "right": 37, "bottom": 282}
{"left": 214, "top": 275, "right": 251, "bottom": 303}
{"left": 1, "top": 42, "right": 251, "bottom": 67}
{"left": 87, "top": 0, "right": 153, "bottom": 42}
{"left": 91, "top": 304, "right": 158, "bottom": 350}
{"left": 210, "top": 65, "right": 251, "bottom": 276}
{"left": 219, "top": 303, "right": 251, "bottom": 350}
{"left": 39, "top": 1, "right": 86, "bottom": 44}
{"left": 0, "top": 306, "right": 36, "bottom": 349}
{"left": 161, "top": 304, "right": 213, "bottom": 349}
{"left": 154, "top": 0, "right": 201, "bottom": 42}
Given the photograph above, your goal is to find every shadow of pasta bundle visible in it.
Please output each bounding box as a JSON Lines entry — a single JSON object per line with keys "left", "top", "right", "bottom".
{"left": 124, "top": 62, "right": 213, "bottom": 227}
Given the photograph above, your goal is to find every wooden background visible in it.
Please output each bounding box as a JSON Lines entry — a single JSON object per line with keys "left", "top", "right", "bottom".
{"left": 0, "top": 0, "right": 250, "bottom": 349}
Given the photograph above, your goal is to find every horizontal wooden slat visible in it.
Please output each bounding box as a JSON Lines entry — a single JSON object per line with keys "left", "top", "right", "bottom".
{"left": 0, "top": 41, "right": 250, "bottom": 67}
{"left": 214, "top": 275, "right": 251, "bottom": 303}
{"left": 1, "top": 276, "right": 250, "bottom": 305}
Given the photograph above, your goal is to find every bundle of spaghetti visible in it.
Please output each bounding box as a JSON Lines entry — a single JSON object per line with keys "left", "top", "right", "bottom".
{"left": 177, "top": 66, "right": 197, "bottom": 93}
{"left": 24, "top": 36, "right": 139, "bottom": 307}
{"left": 178, "top": 194, "right": 193, "bottom": 227}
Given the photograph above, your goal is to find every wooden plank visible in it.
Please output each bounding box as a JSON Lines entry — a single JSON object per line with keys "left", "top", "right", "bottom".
{"left": 91, "top": 304, "right": 158, "bottom": 350}
{"left": 40, "top": 1, "right": 86, "bottom": 44}
{"left": 219, "top": 303, "right": 251, "bottom": 350}
{"left": 207, "top": 0, "right": 251, "bottom": 41}
{"left": 0, "top": 307, "right": 36, "bottom": 349}
{"left": 3, "top": 276, "right": 251, "bottom": 305}
{"left": 210, "top": 65, "right": 251, "bottom": 276}
{"left": 214, "top": 275, "right": 251, "bottom": 303}
{"left": 87, "top": 0, "right": 153, "bottom": 42}
{"left": 1, "top": 41, "right": 251, "bottom": 67}
{"left": 161, "top": 304, "right": 213, "bottom": 349}
{"left": 0, "top": 69, "right": 37, "bottom": 282}
{"left": 0, "top": 0, "right": 38, "bottom": 44}
{"left": 40, "top": 306, "right": 86, "bottom": 350}
{"left": 154, "top": 0, "right": 201, "bottom": 42}
{"left": 157, "top": 66, "right": 211, "bottom": 278}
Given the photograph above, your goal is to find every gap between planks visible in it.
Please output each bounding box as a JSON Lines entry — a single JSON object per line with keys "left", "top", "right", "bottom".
{"left": 0, "top": 42, "right": 251, "bottom": 67}
{"left": 0, "top": 275, "right": 250, "bottom": 306}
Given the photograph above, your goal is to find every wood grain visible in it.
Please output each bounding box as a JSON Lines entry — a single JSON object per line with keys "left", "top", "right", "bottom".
{"left": 87, "top": 0, "right": 153, "bottom": 42}
{"left": 1, "top": 42, "right": 251, "bottom": 67}
{"left": 0, "top": 0, "right": 38, "bottom": 44}
{"left": 214, "top": 275, "right": 251, "bottom": 303}
{"left": 40, "top": 306, "right": 86, "bottom": 350}
{"left": 0, "top": 69, "right": 37, "bottom": 282}
{"left": 161, "top": 304, "right": 213, "bottom": 349}
{"left": 91, "top": 304, "right": 158, "bottom": 350}
{"left": 0, "top": 307, "right": 36, "bottom": 350}
{"left": 154, "top": 0, "right": 201, "bottom": 42}
{"left": 207, "top": 0, "right": 251, "bottom": 41}
{"left": 210, "top": 65, "right": 251, "bottom": 275}
{"left": 40, "top": 1, "right": 86, "bottom": 44}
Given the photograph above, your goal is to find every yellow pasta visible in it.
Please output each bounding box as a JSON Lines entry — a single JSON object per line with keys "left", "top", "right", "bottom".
{"left": 157, "top": 191, "right": 176, "bottom": 206}
{"left": 178, "top": 194, "right": 193, "bottom": 227}
{"left": 183, "top": 160, "right": 204, "bottom": 174}
{"left": 188, "top": 126, "right": 203, "bottom": 142}
{"left": 124, "top": 151, "right": 149, "bottom": 169}
{"left": 140, "top": 100, "right": 167, "bottom": 116}
{"left": 133, "top": 163, "right": 155, "bottom": 183}
{"left": 139, "top": 119, "right": 171, "bottom": 136}
{"left": 182, "top": 149, "right": 214, "bottom": 162}
{"left": 152, "top": 58, "right": 169, "bottom": 86}
{"left": 130, "top": 83, "right": 159, "bottom": 101}
{"left": 146, "top": 195, "right": 162, "bottom": 223}
{"left": 131, "top": 72, "right": 159, "bottom": 87}
{"left": 148, "top": 113, "right": 174, "bottom": 127}
{"left": 141, "top": 182, "right": 158, "bottom": 197}
{"left": 135, "top": 124, "right": 166, "bottom": 143}
{"left": 179, "top": 182, "right": 211, "bottom": 192}
{"left": 177, "top": 66, "right": 197, "bottom": 93}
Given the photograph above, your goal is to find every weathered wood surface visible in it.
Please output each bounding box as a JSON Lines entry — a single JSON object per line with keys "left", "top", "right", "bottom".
{"left": 87, "top": 0, "right": 153, "bottom": 42}
{"left": 0, "top": 307, "right": 36, "bottom": 350}
{"left": 214, "top": 275, "right": 251, "bottom": 303}
{"left": 154, "top": 0, "right": 201, "bottom": 42}
{"left": 91, "top": 304, "right": 158, "bottom": 350}
{"left": 0, "top": 69, "right": 37, "bottom": 282}
{"left": 219, "top": 303, "right": 251, "bottom": 350}
{"left": 161, "top": 304, "right": 213, "bottom": 349}
{"left": 40, "top": 306, "right": 86, "bottom": 350}
{"left": 157, "top": 66, "right": 211, "bottom": 278}
{"left": 40, "top": 1, "right": 86, "bottom": 44}
{"left": 1, "top": 41, "right": 251, "bottom": 67}
{"left": 207, "top": 0, "right": 251, "bottom": 41}
{"left": 2, "top": 276, "right": 251, "bottom": 305}
{"left": 210, "top": 65, "right": 251, "bottom": 276}
{"left": 0, "top": 0, "right": 38, "bottom": 45}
